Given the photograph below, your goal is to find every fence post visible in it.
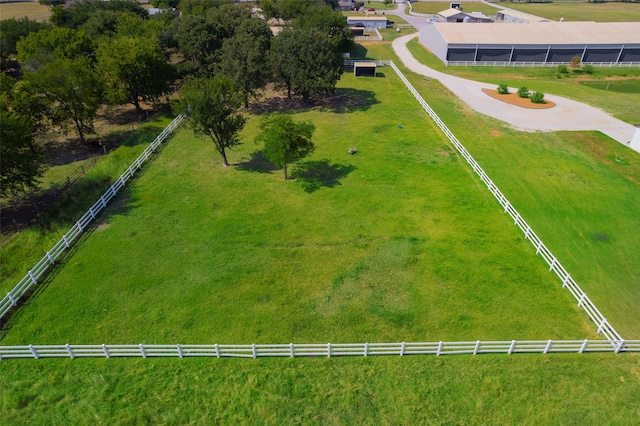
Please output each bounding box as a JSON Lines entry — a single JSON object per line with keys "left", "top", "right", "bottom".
{"left": 28, "top": 271, "right": 37, "bottom": 285}
{"left": 508, "top": 340, "right": 516, "bottom": 354}
{"left": 615, "top": 340, "right": 625, "bottom": 354}
{"left": 436, "top": 341, "right": 443, "bottom": 356}
{"left": 579, "top": 339, "right": 589, "bottom": 353}
{"left": 140, "top": 344, "right": 147, "bottom": 358}
{"left": 46, "top": 252, "right": 55, "bottom": 265}
{"left": 8, "top": 293, "right": 17, "bottom": 307}
{"left": 177, "top": 344, "right": 183, "bottom": 358}
{"left": 364, "top": 342, "right": 369, "bottom": 357}
{"left": 252, "top": 343, "right": 257, "bottom": 359}
{"left": 400, "top": 341, "right": 406, "bottom": 356}
{"left": 102, "top": 344, "right": 110, "bottom": 359}
{"left": 327, "top": 343, "right": 331, "bottom": 358}
{"left": 66, "top": 343, "right": 74, "bottom": 359}
{"left": 473, "top": 340, "right": 480, "bottom": 355}
{"left": 29, "top": 344, "right": 39, "bottom": 360}
{"left": 290, "top": 343, "right": 294, "bottom": 358}
{"left": 577, "top": 293, "right": 586, "bottom": 307}
{"left": 543, "top": 339, "right": 552, "bottom": 354}
{"left": 597, "top": 319, "right": 608, "bottom": 334}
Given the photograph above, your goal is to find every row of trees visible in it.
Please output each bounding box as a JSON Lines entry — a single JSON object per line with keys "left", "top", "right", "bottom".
{"left": 1, "top": 0, "right": 351, "bottom": 195}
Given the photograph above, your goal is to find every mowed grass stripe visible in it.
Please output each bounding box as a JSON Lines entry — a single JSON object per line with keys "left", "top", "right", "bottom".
{"left": 397, "top": 56, "right": 640, "bottom": 337}
{"left": 0, "top": 72, "right": 595, "bottom": 345}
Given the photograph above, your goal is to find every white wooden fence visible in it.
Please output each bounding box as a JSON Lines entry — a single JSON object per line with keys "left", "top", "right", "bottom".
{"left": 0, "top": 113, "right": 187, "bottom": 322}
{"left": 1, "top": 340, "right": 637, "bottom": 360}
{"left": 389, "top": 61, "right": 623, "bottom": 343}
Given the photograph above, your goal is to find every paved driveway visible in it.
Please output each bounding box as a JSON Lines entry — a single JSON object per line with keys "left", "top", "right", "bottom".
{"left": 383, "top": 6, "right": 638, "bottom": 150}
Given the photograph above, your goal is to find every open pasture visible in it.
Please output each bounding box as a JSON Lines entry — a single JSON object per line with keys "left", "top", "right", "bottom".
{"left": 0, "top": 1, "right": 51, "bottom": 21}
{"left": 0, "top": 71, "right": 595, "bottom": 346}
{"left": 502, "top": 2, "right": 640, "bottom": 22}
{"left": 2, "top": 43, "right": 640, "bottom": 423}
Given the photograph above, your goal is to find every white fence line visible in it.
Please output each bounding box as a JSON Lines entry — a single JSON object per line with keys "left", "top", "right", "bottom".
{"left": 0, "top": 113, "right": 187, "bottom": 322}
{"left": 388, "top": 61, "right": 623, "bottom": 343}
{"left": 1, "top": 340, "right": 637, "bottom": 360}
{"left": 446, "top": 60, "right": 640, "bottom": 68}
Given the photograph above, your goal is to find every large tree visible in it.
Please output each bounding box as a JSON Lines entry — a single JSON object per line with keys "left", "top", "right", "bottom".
{"left": 0, "top": 17, "right": 49, "bottom": 71}
{"left": 270, "top": 27, "right": 343, "bottom": 102}
{"left": 177, "top": 76, "right": 246, "bottom": 167}
{"left": 16, "top": 26, "right": 96, "bottom": 71}
{"left": 255, "top": 114, "right": 315, "bottom": 180}
{"left": 293, "top": 5, "right": 353, "bottom": 54}
{"left": 170, "top": 14, "right": 224, "bottom": 77}
{"left": 218, "top": 18, "right": 272, "bottom": 108}
{"left": 97, "top": 35, "right": 174, "bottom": 114}
{"left": 25, "top": 57, "right": 103, "bottom": 144}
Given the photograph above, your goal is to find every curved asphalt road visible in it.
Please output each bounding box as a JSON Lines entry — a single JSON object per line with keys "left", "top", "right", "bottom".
{"left": 382, "top": 4, "right": 638, "bottom": 149}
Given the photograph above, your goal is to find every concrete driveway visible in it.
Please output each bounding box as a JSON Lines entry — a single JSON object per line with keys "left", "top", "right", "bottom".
{"left": 383, "top": 6, "right": 638, "bottom": 150}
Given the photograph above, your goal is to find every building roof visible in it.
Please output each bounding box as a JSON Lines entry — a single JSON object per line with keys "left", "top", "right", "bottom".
{"left": 353, "top": 62, "right": 377, "bottom": 67}
{"left": 438, "top": 8, "right": 466, "bottom": 18}
{"left": 433, "top": 22, "right": 640, "bottom": 45}
{"left": 496, "top": 9, "right": 549, "bottom": 23}
{"left": 347, "top": 16, "right": 388, "bottom": 21}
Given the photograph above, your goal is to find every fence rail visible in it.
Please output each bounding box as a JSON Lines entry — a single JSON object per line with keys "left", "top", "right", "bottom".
{"left": 0, "top": 114, "right": 186, "bottom": 322}
{"left": 389, "top": 61, "right": 623, "bottom": 343}
{"left": 446, "top": 60, "right": 640, "bottom": 68}
{"left": 344, "top": 60, "right": 391, "bottom": 67}
{"left": 1, "top": 340, "right": 637, "bottom": 360}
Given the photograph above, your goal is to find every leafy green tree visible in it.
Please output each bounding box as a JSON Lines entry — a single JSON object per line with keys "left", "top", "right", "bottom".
{"left": 255, "top": 114, "right": 315, "bottom": 179}
{"left": 25, "top": 57, "right": 103, "bottom": 144}
{"left": 1, "top": 73, "right": 50, "bottom": 145}
{"left": 177, "top": 76, "right": 246, "bottom": 167}
{"left": 0, "top": 17, "right": 49, "bottom": 70}
{"left": 293, "top": 5, "right": 353, "bottom": 54}
{"left": 50, "top": 0, "right": 148, "bottom": 29}
{"left": 271, "top": 27, "right": 343, "bottom": 102}
{"left": 170, "top": 14, "right": 224, "bottom": 77}
{"left": 178, "top": 0, "right": 232, "bottom": 15}
{"left": 39, "top": 0, "right": 66, "bottom": 6}
{"left": 16, "top": 27, "right": 95, "bottom": 70}
{"left": 218, "top": 18, "right": 272, "bottom": 108}
{"left": 97, "top": 35, "right": 174, "bottom": 114}
{"left": 0, "top": 109, "right": 44, "bottom": 197}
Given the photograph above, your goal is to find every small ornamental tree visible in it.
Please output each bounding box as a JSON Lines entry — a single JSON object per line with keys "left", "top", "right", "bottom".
{"left": 255, "top": 114, "right": 315, "bottom": 180}
{"left": 517, "top": 86, "right": 530, "bottom": 98}
{"left": 177, "top": 76, "right": 246, "bottom": 167}
{"left": 570, "top": 55, "right": 581, "bottom": 69}
{"left": 497, "top": 84, "right": 509, "bottom": 95}
{"left": 530, "top": 92, "right": 545, "bottom": 104}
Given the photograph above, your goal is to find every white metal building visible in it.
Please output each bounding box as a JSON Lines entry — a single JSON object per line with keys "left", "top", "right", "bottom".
{"left": 437, "top": 8, "right": 493, "bottom": 23}
{"left": 419, "top": 22, "right": 640, "bottom": 66}
{"left": 346, "top": 16, "right": 389, "bottom": 29}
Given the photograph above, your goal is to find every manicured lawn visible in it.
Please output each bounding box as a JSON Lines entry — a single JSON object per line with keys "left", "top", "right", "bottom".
{"left": 502, "top": 2, "right": 640, "bottom": 22}
{"left": 0, "top": 72, "right": 592, "bottom": 345}
{"left": 407, "top": 39, "right": 640, "bottom": 124}
{"left": 1, "top": 354, "right": 639, "bottom": 424}
{"left": 392, "top": 43, "right": 640, "bottom": 337}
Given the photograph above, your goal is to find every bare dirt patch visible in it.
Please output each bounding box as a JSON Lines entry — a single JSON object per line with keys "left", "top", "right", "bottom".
{"left": 482, "top": 89, "right": 556, "bottom": 109}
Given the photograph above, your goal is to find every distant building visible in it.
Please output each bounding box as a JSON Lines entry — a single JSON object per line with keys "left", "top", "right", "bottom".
{"left": 437, "top": 8, "right": 493, "bottom": 23}
{"left": 495, "top": 10, "right": 550, "bottom": 24}
{"left": 346, "top": 16, "right": 389, "bottom": 29}
{"left": 339, "top": 0, "right": 354, "bottom": 12}
{"left": 420, "top": 22, "right": 640, "bottom": 66}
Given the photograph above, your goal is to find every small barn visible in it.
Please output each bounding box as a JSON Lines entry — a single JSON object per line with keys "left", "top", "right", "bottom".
{"left": 354, "top": 62, "right": 377, "bottom": 77}
{"left": 437, "top": 8, "right": 493, "bottom": 23}
{"left": 346, "top": 16, "right": 389, "bottom": 29}
{"left": 350, "top": 27, "right": 364, "bottom": 36}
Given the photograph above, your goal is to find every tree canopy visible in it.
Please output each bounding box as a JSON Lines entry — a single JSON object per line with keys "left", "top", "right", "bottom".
{"left": 0, "top": 17, "right": 49, "bottom": 71}
{"left": 270, "top": 27, "right": 343, "bottom": 102}
{"left": 256, "top": 114, "right": 316, "bottom": 179}
{"left": 97, "top": 35, "right": 174, "bottom": 114}
{"left": 218, "top": 17, "right": 272, "bottom": 108}
{"left": 177, "top": 76, "right": 246, "bottom": 167}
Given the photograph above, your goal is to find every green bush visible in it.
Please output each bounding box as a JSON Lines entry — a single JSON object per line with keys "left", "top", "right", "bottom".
{"left": 517, "top": 86, "right": 529, "bottom": 98}
{"left": 497, "top": 84, "right": 509, "bottom": 94}
{"left": 558, "top": 65, "right": 568, "bottom": 74}
{"left": 583, "top": 64, "right": 594, "bottom": 75}
{"left": 530, "top": 92, "right": 545, "bottom": 104}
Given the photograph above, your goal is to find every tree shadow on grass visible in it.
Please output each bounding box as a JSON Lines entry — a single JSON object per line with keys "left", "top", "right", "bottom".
{"left": 249, "top": 88, "right": 379, "bottom": 116}
{"left": 236, "top": 151, "right": 278, "bottom": 174}
{"left": 292, "top": 159, "right": 356, "bottom": 193}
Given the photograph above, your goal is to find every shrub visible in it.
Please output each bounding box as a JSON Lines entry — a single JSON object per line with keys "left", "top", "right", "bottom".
{"left": 530, "top": 92, "right": 545, "bottom": 104}
{"left": 517, "top": 86, "right": 529, "bottom": 98}
{"left": 497, "top": 84, "right": 509, "bottom": 94}
{"left": 570, "top": 56, "right": 581, "bottom": 69}
{"left": 558, "top": 65, "right": 568, "bottom": 74}
{"left": 583, "top": 64, "right": 594, "bottom": 75}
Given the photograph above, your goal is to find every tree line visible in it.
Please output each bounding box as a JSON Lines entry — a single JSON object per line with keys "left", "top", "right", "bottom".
{"left": 1, "top": 0, "right": 352, "bottom": 195}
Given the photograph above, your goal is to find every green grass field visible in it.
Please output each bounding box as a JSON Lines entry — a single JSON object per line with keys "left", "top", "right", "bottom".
{"left": 580, "top": 80, "right": 640, "bottom": 94}
{"left": 1, "top": 71, "right": 595, "bottom": 345}
{"left": 500, "top": 2, "right": 640, "bottom": 22}
{"left": 2, "top": 39, "right": 640, "bottom": 423}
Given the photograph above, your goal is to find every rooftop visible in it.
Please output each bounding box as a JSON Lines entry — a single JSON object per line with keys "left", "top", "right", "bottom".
{"left": 433, "top": 22, "right": 640, "bottom": 45}
{"left": 496, "top": 9, "right": 550, "bottom": 23}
